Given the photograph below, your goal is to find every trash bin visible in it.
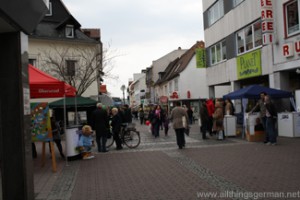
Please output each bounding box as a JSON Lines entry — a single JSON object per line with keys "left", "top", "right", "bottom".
{"left": 65, "top": 125, "right": 81, "bottom": 160}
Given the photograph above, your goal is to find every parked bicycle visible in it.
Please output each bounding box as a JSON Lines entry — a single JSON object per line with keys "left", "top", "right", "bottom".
{"left": 106, "top": 123, "right": 140, "bottom": 149}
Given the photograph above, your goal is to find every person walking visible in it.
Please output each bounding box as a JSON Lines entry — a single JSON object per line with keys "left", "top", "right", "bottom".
{"left": 187, "top": 106, "right": 194, "bottom": 124}
{"left": 264, "top": 95, "right": 278, "bottom": 145}
{"left": 50, "top": 116, "right": 65, "bottom": 159}
{"left": 170, "top": 102, "right": 189, "bottom": 149}
{"left": 111, "top": 107, "right": 123, "bottom": 150}
{"left": 163, "top": 113, "right": 170, "bottom": 136}
{"left": 91, "top": 103, "right": 110, "bottom": 153}
{"left": 212, "top": 101, "right": 224, "bottom": 140}
{"left": 206, "top": 98, "right": 215, "bottom": 136}
{"left": 138, "top": 107, "right": 145, "bottom": 125}
{"left": 151, "top": 105, "right": 163, "bottom": 138}
{"left": 200, "top": 101, "right": 209, "bottom": 140}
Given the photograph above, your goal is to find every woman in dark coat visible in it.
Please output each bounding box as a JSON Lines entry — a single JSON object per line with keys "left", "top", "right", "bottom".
{"left": 200, "top": 101, "right": 209, "bottom": 140}
{"left": 111, "top": 107, "right": 123, "bottom": 150}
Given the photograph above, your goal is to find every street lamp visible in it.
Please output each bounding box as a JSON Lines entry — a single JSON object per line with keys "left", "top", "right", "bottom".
{"left": 121, "top": 84, "right": 126, "bottom": 104}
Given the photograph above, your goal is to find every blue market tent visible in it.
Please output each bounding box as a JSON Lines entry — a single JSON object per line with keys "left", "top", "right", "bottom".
{"left": 223, "top": 85, "right": 292, "bottom": 100}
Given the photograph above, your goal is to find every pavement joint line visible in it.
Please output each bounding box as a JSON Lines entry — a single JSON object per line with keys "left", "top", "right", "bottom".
{"left": 163, "top": 149, "right": 249, "bottom": 200}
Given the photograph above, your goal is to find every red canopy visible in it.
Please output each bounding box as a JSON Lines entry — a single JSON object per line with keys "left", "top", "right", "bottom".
{"left": 29, "top": 64, "right": 76, "bottom": 98}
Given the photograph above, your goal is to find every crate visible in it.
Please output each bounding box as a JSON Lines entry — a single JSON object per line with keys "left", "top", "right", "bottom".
{"left": 246, "top": 131, "right": 265, "bottom": 142}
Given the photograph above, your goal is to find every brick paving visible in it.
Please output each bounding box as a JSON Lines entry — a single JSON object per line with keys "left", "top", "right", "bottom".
{"left": 33, "top": 120, "right": 300, "bottom": 200}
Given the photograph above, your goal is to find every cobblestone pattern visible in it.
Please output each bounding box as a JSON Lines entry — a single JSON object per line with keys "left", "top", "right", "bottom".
{"left": 70, "top": 151, "right": 219, "bottom": 200}
{"left": 163, "top": 150, "right": 247, "bottom": 200}
{"left": 182, "top": 139, "right": 300, "bottom": 193}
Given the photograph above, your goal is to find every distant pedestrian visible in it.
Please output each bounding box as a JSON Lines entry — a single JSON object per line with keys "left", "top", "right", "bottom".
{"left": 225, "top": 98, "right": 234, "bottom": 115}
{"left": 170, "top": 101, "right": 189, "bottom": 149}
{"left": 111, "top": 107, "right": 123, "bottom": 150}
{"left": 163, "top": 113, "right": 170, "bottom": 136}
{"left": 187, "top": 106, "right": 194, "bottom": 124}
{"left": 138, "top": 107, "right": 145, "bottom": 125}
{"left": 151, "top": 105, "right": 163, "bottom": 138}
{"left": 91, "top": 103, "right": 110, "bottom": 153}
{"left": 206, "top": 98, "right": 215, "bottom": 136}
{"left": 200, "top": 101, "right": 209, "bottom": 140}
{"left": 264, "top": 95, "right": 278, "bottom": 145}
{"left": 50, "top": 116, "right": 65, "bottom": 159}
{"left": 212, "top": 101, "right": 224, "bottom": 140}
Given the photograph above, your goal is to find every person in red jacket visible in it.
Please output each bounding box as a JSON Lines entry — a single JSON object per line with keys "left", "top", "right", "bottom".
{"left": 206, "top": 98, "right": 215, "bottom": 136}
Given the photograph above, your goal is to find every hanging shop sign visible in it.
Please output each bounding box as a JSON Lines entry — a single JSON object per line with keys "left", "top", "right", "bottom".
{"left": 282, "top": 40, "right": 300, "bottom": 58}
{"left": 261, "top": 0, "right": 274, "bottom": 45}
{"left": 236, "top": 49, "right": 262, "bottom": 80}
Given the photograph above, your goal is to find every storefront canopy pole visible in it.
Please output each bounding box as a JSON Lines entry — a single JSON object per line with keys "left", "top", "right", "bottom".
{"left": 64, "top": 94, "right": 69, "bottom": 167}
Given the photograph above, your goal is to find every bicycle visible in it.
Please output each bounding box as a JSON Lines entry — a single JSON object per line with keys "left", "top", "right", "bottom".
{"left": 106, "top": 123, "right": 141, "bottom": 149}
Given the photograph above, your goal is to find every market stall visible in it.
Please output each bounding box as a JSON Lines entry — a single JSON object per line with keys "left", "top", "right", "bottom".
{"left": 29, "top": 64, "right": 76, "bottom": 170}
{"left": 223, "top": 85, "right": 294, "bottom": 141}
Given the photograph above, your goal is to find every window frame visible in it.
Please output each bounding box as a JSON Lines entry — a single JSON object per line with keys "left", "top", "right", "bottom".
{"left": 65, "top": 25, "right": 74, "bottom": 38}
{"left": 284, "top": 0, "right": 300, "bottom": 37}
{"left": 208, "top": 0, "right": 224, "bottom": 26}
{"left": 233, "top": 0, "right": 244, "bottom": 7}
{"left": 65, "top": 60, "right": 77, "bottom": 76}
{"left": 236, "top": 20, "right": 262, "bottom": 55}
{"left": 45, "top": 2, "right": 52, "bottom": 16}
{"left": 210, "top": 40, "right": 227, "bottom": 65}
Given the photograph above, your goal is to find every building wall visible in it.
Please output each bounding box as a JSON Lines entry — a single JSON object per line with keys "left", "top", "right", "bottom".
{"left": 179, "top": 54, "right": 209, "bottom": 99}
{"left": 28, "top": 39, "right": 99, "bottom": 97}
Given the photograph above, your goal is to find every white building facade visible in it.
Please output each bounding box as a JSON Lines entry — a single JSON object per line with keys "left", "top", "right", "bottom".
{"left": 202, "top": 0, "right": 300, "bottom": 100}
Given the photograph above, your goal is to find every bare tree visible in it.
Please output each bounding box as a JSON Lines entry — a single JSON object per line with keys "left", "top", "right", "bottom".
{"left": 39, "top": 43, "right": 119, "bottom": 96}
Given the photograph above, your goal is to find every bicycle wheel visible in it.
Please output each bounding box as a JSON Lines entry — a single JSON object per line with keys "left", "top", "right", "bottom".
{"left": 106, "top": 134, "right": 114, "bottom": 148}
{"left": 123, "top": 130, "right": 140, "bottom": 148}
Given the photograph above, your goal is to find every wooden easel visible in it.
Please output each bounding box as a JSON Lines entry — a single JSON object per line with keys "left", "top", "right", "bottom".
{"left": 41, "top": 141, "right": 57, "bottom": 172}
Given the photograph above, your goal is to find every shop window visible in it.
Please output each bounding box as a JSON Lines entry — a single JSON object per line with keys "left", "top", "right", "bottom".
{"left": 65, "top": 25, "right": 74, "bottom": 38}
{"left": 285, "top": 0, "right": 300, "bottom": 37}
{"left": 210, "top": 40, "right": 226, "bottom": 65}
{"left": 236, "top": 20, "right": 262, "bottom": 55}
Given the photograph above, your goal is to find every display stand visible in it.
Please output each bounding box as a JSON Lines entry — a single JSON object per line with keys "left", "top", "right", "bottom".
{"left": 65, "top": 126, "right": 81, "bottom": 161}
{"left": 245, "top": 113, "right": 265, "bottom": 142}
{"left": 278, "top": 112, "right": 300, "bottom": 137}
{"left": 223, "top": 115, "right": 237, "bottom": 136}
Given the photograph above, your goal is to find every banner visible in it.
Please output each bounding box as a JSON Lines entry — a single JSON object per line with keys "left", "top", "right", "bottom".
{"left": 196, "top": 48, "right": 206, "bottom": 68}
{"left": 236, "top": 49, "right": 262, "bottom": 80}
{"left": 31, "top": 102, "right": 53, "bottom": 142}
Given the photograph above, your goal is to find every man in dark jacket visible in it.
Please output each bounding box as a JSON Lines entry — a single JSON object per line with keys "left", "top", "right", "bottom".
{"left": 91, "top": 103, "right": 110, "bottom": 152}
{"left": 264, "top": 95, "right": 278, "bottom": 145}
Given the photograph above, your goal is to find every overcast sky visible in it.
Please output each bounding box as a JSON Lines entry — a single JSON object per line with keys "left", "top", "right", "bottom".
{"left": 63, "top": 0, "right": 204, "bottom": 97}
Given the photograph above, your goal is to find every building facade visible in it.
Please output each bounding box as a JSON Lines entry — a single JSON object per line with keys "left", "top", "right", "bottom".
{"left": 203, "top": 0, "right": 300, "bottom": 103}
{"left": 145, "top": 48, "right": 187, "bottom": 104}
{"left": 28, "top": 0, "right": 102, "bottom": 98}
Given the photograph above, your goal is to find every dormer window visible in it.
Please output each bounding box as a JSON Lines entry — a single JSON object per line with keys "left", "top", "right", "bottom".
{"left": 45, "top": 2, "right": 52, "bottom": 16}
{"left": 65, "top": 25, "right": 74, "bottom": 38}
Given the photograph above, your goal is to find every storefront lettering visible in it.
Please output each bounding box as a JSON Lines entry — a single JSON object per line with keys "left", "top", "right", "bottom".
{"left": 240, "top": 52, "right": 258, "bottom": 69}
{"left": 261, "top": 0, "right": 274, "bottom": 45}
{"left": 237, "top": 49, "right": 262, "bottom": 80}
{"left": 283, "top": 41, "right": 300, "bottom": 57}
